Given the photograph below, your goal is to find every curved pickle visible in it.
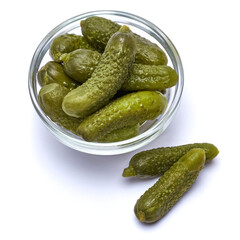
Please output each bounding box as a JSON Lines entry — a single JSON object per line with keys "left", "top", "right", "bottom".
{"left": 62, "top": 25, "right": 136, "bottom": 118}
{"left": 134, "top": 148, "right": 206, "bottom": 223}
{"left": 123, "top": 143, "right": 219, "bottom": 178}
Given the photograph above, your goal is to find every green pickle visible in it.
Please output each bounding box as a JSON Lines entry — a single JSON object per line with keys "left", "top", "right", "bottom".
{"left": 81, "top": 16, "right": 168, "bottom": 65}
{"left": 58, "top": 49, "right": 178, "bottom": 90}
{"left": 134, "top": 148, "right": 206, "bottom": 223}
{"left": 77, "top": 91, "right": 167, "bottom": 142}
{"left": 38, "top": 83, "right": 82, "bottom": 134}
{"left": 123, "top": 143, "right": 219, "bottom": 178}
{"left": 49, "top": 33, "right": 95, "bottom": 62}
{"left": 62, "top": 25, "right": 136, "bottom": 118}
{"left": 37, "top": 61, "right": 78, "bottom": 90}
{"left": 122, "top": 64, "right": 178, "bottom": 91}
{"left": 60, "top": 49, "right": 102, "bottom": 83}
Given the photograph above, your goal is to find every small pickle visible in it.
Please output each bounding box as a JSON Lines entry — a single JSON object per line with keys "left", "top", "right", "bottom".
{"left": 97, "top": 124, "right": 140, "bottom": 143}
{"left": 81, "top": 16, "right": 168, "bottom": 65}
{"left": 60, "top": 49, "right": 102, "bottom": 83}
{"left": 58, "top": 48, "right": 178, "bottom": 90}
{"left": 134, "top": 148, "right": 206, "bottom": 223}
{"left": 122, "top": 64, "right": 178, "bottom": 91}
{"left": 38, "top": 83, "right": 82, "bottom": 134}
{"left": 62, "top": 25, "right": 136, "bottom": 118}
{"left": 77, "top": 91, "right": 167, "bottom": 142}
{"left": 123, "top": 143, "right": 219, "bottom": 178}
{"left": 37, "top": 61, "right": 78, "bottom": 90}
{"left": 49, "top": 33, "right": 95, "bottom": 62}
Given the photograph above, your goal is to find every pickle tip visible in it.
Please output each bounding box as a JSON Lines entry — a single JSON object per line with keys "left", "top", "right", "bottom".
{"left": 136, "top": 211, "right": 146, "bottom": 222}
{"left": 122, "top": 166, "right": 136, "bottom": 177}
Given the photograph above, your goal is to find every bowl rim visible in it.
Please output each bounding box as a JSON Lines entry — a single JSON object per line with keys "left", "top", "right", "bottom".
{"left": 28, "top": 10, "right": 184, "bottom": 155}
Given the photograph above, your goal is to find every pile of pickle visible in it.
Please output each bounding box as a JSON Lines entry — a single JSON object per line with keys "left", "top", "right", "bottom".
{"left": 38, "top": 16, "right": 179, "bottom": 142}
{"left": 123, "top": 143, "right": 219, "bottom": 223}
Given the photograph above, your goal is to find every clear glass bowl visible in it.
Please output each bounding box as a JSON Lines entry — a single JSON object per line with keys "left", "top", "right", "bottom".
{"left": 28, "top": 10, "right": 184, "bottom": 155}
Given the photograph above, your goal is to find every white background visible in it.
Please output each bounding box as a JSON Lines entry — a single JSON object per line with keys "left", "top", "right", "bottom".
{"left": 1, "top": 0, "right": 240, "bottom": 239}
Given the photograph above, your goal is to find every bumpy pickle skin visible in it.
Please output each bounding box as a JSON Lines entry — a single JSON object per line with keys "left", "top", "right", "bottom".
{"left": 62, "top": 25, "right": 136, "bottom": 118}
{"left": 77, "top": 91, "right": 167, "bottom": 142}
{"left": 122, "top": 64, "right": 178, "bottom": 91}
{"left": 134, "top": 148, "right": 206, "bottom": 223}
{"left": 49, "top": 33, "right": 95, "bottom": 62}
{"left": 123, "top": 143, "right": 219, "bottom": 178}
{"left": 38, "top": 83, "right": 82, "bottom": 134}
{"left": 60, "top": 49, "right": 102, "bottom": 83}
{"left": 81, "top": 16, "right": 168, "bottom": 65}
{"left": 37, "top": 61, "right": 78, "bottom": 90}
{"left": 96, "top": 124, "right": 140, "bottom": 143}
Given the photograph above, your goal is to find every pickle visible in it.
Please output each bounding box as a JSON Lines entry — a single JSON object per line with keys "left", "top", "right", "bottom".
{"left": 81, "top": 16, "right": 168, "bottom": 65}
{"left": 77, "top": 91, "right": 167, "bottom": 142}
{"left": 58, "top": 48, "right": 178, "bottom": 90}
{"left": 62, "top": 25, "right": 136, "bottom": 118}
{"left": 134, "top": 148, "right": 206, "bottom": 223}
{"left": 60, "top": 49, "right": 102, "bottom": 83}
{"left": 122, "top": 64, "right": 178, "bottom": 91}
{"left": 49, "top": 33, "right": 95, "bottom": 62}
{"left": 97, "top": 124, "right": 140, "bottom": 143}
{"left": 123, "top": 143, "right": 219, "bottom": 178}
{"left": 37, "top": 61, "right": 78, "bottom": 90}
{"left": 38, "top": 83, "right": 82, "bottom": 134}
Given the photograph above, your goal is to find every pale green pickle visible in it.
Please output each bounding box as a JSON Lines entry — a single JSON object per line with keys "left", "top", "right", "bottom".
{"left": 77, "top": 91, "right": 167, "bottom": 142}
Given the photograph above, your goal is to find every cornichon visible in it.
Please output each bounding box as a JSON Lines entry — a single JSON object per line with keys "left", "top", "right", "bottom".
{"left": 77, "top": 91, "right": 167, "bottom": 142}
{"left": 123, "top": 143, "right": 219, "bottom": 178}
{"left": 38, "top": 83, "right": 82, "bottom": 134}
{"left": 60, "top": 49, "right": 178, "bottom": 90}
{"left": 37, "top": 61, "right": 78, "bottom": 90}
{"left": 122, "top": 64, "right": 178, "bottom": 91}
{"left": 49, "top": 33, "right": 95, "bottom": 62}
{"left": 62, "top": 25, "right": 136, "bottom": 118}
{"left": 81, "top": 16, "right": 168, "bottom": 65}
{"left": 96, "top": 124, "right": 140, "bottom": 143}
{"left": 60, "top": 49, "right": 102, "bottom": 83}
{"left": 134, "top": 148, "right": 206, "bottom": 223}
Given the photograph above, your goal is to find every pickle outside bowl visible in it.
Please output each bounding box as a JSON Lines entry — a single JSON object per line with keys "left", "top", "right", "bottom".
{"left": 28, "top": 10, "right": 184, "bottom": 155}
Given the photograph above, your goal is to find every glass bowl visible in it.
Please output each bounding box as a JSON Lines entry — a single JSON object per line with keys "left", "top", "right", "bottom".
{"left": 28, "top": 10, "right": 184, "bottom": 155}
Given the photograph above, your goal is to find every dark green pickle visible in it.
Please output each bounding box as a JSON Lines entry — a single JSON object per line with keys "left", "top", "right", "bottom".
{"left": 37, "top": 61, "right": 78, "bottom": 90}
{"left": 62, "top": 25, "right": 136, "bottom": 118}
{"left": 49, "top": 33, "right": 95, "bottom": 62}
{"left": 123, "top": 143, "right": 219, "bottom": 178}
{"left": 134, "top": 148, "right": 206, "bottom": 223}
{"left": 38, "top": 83, "right": 82, "bottom": 134}
{"left": 77, "top": 91, "right": 167, "bottom": 142}
{"left": 81, "top": 16, "right": 168, "bottom": 65}
{"left": 60, "top": 49, "right": 102, "bottom": 83}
